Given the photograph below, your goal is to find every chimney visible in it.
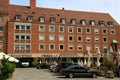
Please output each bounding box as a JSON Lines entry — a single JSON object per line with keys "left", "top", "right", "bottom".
{"left": 30, "top": 0, "right": 36, "bottom": 9}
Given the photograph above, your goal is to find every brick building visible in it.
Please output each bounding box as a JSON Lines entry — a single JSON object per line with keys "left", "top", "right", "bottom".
{"left": 0, "top": 0, "right": 120, "bottom": 66}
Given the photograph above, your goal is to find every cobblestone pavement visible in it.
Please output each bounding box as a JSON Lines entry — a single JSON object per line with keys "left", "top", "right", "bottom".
{"left": 7, "top": 68, "right": 120, "bottom": 80}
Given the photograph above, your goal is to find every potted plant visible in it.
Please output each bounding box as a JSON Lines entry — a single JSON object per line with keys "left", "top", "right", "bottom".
{"left": 106, "top": 69, "right": 114, "bottom": 78}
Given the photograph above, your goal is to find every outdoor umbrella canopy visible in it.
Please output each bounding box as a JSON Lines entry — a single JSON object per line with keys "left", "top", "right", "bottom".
{"left": 96, "top": 48, "right": 101, "bottom": 67}
{"left": 0, "top": 52, "right": 19, "bottom": 63}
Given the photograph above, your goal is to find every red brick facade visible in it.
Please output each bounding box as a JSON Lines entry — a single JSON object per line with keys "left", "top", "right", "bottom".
{"left": 0, "top": 0, "right": 120, "bottom": 62}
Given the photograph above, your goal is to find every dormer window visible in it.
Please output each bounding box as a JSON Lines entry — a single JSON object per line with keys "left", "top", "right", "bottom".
{"left": 40, "top": 17, "right": 45, "bottom": 23}
{"left": 71, "top": 19, "right": 76, "bottom": 25}
{"left": 80, "top": 20, "right": 86, "bottom": 25}
{"left": 99, "top": 21, "right": 104, "bottom": 26}
{"left": 15, "top": 15, "right": 21, "bottom": 21}
{"left": 107, "top": 21, "right": 113, "bottom": 26}
{"left": 27, "top": 16, "right": 33, "bottom": 22}
{"left": 90, "top": 20, "right": 95, "bottom": 26}
{"left": 61, "top": 18, "right": 66, "bottom": 24}
{"left": 50, "top": 17, "right": 55, "bottom": 23}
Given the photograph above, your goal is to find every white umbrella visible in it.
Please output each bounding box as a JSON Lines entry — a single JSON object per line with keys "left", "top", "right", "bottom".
{"left": 84, "top": 59, "right": 87, "bottom": 66}
{"left": 96, "top": 48, "right": 101, "bottom": 67}
{"left": 80, "top": 60, "right": 83, "bottom": 66}
{"left": 8, "top": 57, "right": 19, "bottom": 63}
{"left": 0, "top": 52, "right": 19, "bottom": 63}
{"left": 109, "top": 46, "right": 114, "bottom": 53}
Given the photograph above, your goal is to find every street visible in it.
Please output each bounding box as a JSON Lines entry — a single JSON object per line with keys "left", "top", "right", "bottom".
{"left": 7, "top": 68, "right": 119, "bottom": 80}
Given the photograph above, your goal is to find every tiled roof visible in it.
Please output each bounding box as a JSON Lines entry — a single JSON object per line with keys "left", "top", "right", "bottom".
{"left": 8, "top": 5, "right": 119, "bottom": 26}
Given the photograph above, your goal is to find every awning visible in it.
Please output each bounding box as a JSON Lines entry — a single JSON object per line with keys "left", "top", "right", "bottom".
{"left": 112, "top": 39, "right": 118, "bottom": 44}
{"left": 59, "top": 54, "right": 79, "bottom": 58}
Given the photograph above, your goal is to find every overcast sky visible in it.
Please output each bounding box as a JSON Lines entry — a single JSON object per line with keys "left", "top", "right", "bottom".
{"left": 10, "top": 0, "right": 120, "bottom": 24}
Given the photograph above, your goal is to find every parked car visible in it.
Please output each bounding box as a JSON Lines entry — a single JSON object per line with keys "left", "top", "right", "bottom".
{"left": 54, "top": 62, "right": 79, "bottom": 72}
{"left": 36, "top": 63, "right": 50, "bottom": 69}
{"left": 60, "top": 65, "right": 97, "bottom": 78}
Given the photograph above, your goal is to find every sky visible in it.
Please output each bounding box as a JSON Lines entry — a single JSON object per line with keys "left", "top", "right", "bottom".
{"left": 10, "top": 0, "right": 120, "bottom": 24}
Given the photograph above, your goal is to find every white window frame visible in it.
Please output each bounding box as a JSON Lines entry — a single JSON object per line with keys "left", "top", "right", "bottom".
{"left": 49, "top": 44, "right": 55, "bottom": 50}
{"left": 49, "top": 26, "right": 55, "bottom": 32}
{"left": 103, "top": 37, "right": 108, "bottom": 42}
{"left": 59, "top": 35, "right": 64, "bottom": 41}
{"left": 68, "top": 35, "right": 74, "bottom": 42}
{"left": 78, "top": 45, "right": 83, "bottom": 51}
{"left": 39, "top": 44, "right": 45, "bottom": 50}
{"left": 86, "top": 28, "right": 91, "bottom": 33}
{"left": 102, "top": 28, "right": 107, "bottom": 34}
{"left": 86, "top": 37, "right": 91, "bottom": 42}
{"left": 39, "top": 25, "right": 45, "bottom": 32}
{"left": 68, "top": 45, "right": 74, "bottom": 51}
{"left": 94, "top": 28, "right": 99, "bottom": 34}
{"left": 59, "top": 26, "right": 64, "bottom": 32}
{"left": 77, "top": 36, "right": 82, "bottom": 42}
{"left": 49, "top": 35, "right": 55, "bottom": 41}
{"left": 77, "top": 27, "right": 82, "bottom": 33}
{"left": 59, "top": 44, "right": 64, "bottom": 51}
{"left": 39, "top": 35, "right": 45, "bottom": 41}
{"left": 61, "top": 18, "right": 66, "bottom": 24}
{"left": 68, "top": 27, "right": 73, "bottom": 33}
{"left": 40, "top": 17, "right": 45, "bottom": 23}
{"left": 95, "top": 37, "right": 99, "bottom": 42}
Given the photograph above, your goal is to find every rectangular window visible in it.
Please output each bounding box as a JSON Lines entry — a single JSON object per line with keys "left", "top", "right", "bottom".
{"left": 49, "top": 35, "right": 55, "bottom": 41}
{"left": 40, "top": 44, "right": 45, "bottom": 50}
{"left": 49, "top": 44, "right": 55, "bottom": 50}
{"left": 0, "top": 37, "right": 3, "bottom": 42}
{"left": 21, "top": 25, "right": 25, "bottom": 30}
{"left": 21, "top": 45, "right": 25, "bottom": 50}
{"left": 86, "top": 28, "right": 91, "bottom": 33}
{"left": 39, "top": 25, "right": 45, "bottom": 32}
{"left": 78, "top": 45, "right": 82, "bottom": 51}
{"left": 59, "top": 26, "right": 64, "bottom": 32}
{"left": 15, "top": 25, "right": 20, "bottom": 30}
{"left": 86, "top": 37, "right": 91, "bottom": 42}
{"left": 94, "top": 28, "right": 99, "bottom": 34}
{"left": 49, "top": 26, "right": 55, "bottom": 32}
{"left": 15, "top": 45, "right": 19, "bottom": 50}
{"left": 0, "top": 16, "right": 3, "bottom": 22}
{"left": 71, "top": 19, "right": 76, "bottom": 25}
{"left": 68, "top": 36, "right": 74, "bottom": 41}
{"left": 61, "top": 18, "right": 66, "bottom": 24}
{"left": 103, "top": 37, "right": 107, "bottom": 42}
{"left": 15, "top": 35, "right": 19, "bottom": 40}
{"left": 15, "top": 15, "right": 21, "bottom": 21}
{"left": 40, "top": 17, "right": 45, "bottom": 23}
{"left": 26, "top": 45, "right": 30, "bottom": 50}
{"left": 50, "top": 18, "right": 55, "bottom": 23}
{"left": 26, "top": 25, "right": 30, "bottom": 30}
{"left": 81, "top": 20, "right": 86, "bottom": 25}
{"left": 78, "top": 36, "right": 82, "bottom": 42}
{"left": 59, "top": 35, "right": 64, "bottom": 41}
{"left": 77, "top": 28, "right": 82, "bottom": 33}
{"left": 102, "top": 29, "right": 107, "bottom": 34}
{"left": 39, "top": 35, "right": 45, "bottom": 40}
{"left": 95, "top": 37, "right": 99, "bottom": 42}
{"left": 59, "top": 44, "right": 64, "bottom": 50}
{"left": 28, "top": 16, "right": 33, "bottom": 22}
{"left": 0, "top": 27, "right": 3, "bottom": 32}
{"left": 21, "top": 35, "right": 25, "bottom": 40}
{"left": 68, "top": 45, "right": 74, "bottom": 51}
{"left": 68, "top": 27, "right": 73, "bottom": 33}
{"left": 26, "top": 35, "right": 30, "bottom": 40}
